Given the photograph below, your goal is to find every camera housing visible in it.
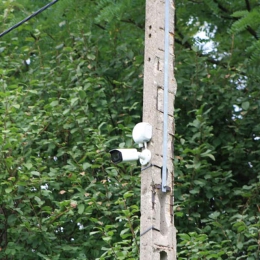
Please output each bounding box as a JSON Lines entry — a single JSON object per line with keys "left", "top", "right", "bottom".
{"left": 132, "top": 122, "right": 152, "bottom": 147}
{"left": 109, "top": 148, "right": 151, "bottom": 165}
{"left": 109, "top": 122, "right": 152, "bottom": 165}
{"left": 110, "top": 149, "right": 139, "bottom": 164}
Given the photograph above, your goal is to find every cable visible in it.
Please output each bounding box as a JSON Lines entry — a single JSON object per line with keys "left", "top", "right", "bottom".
{"left": 0, "top": 0, "right": 59, "bottom": 38}
{"left": 140, "top": 226, "right": 160, "bottom": 237}
{"left": 162, "top": 0, "right": 170, "bottom": 192}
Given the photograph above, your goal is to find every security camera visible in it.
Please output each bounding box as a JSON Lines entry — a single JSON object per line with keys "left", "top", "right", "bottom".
{"left": 110, "top": 149, "right": 139, "bottom": 164}
{"left": 132, "top": 122, "right": 152, "bottom": 147}
{"left": 109, "top": 122, "right": 152, "bottom": 165}
{"left": 109, "top": 148, "right": 151, "bottom": 165}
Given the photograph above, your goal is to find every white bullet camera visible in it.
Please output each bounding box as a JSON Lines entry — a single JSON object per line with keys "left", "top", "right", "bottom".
{"left": 109, "top": 122, "right": 152, "bottom": 165}
{"left": 110, "top": 148, "right": 151, "bottom": 165}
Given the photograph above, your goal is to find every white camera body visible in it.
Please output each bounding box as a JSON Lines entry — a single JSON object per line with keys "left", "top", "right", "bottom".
{"left": 109, "top": 148, "right": 151, "bottom": 165}
{"left": 110, "top": 149, "right": 139, "bottom": 164}
{"left": 109, "top": 122, "right": 152, "bottom": 165}
{"left": 132, "top": 122, "right": 152, "bottom": 147}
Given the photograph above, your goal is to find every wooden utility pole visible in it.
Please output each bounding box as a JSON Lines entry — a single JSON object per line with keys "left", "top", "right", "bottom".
{"left": 140, "top": 0, "right": 176, "bottom": 259}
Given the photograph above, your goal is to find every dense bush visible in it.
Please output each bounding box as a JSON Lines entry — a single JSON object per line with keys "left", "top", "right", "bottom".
{"left": 0, "top": 0, "right": 259, "bottom": 259}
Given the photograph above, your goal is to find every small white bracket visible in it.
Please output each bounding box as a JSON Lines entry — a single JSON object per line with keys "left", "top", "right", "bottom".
{"left": 139, "top": 149, "right": 152, "bottom": 166}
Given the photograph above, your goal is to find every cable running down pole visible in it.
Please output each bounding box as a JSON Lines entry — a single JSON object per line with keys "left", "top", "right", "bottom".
{"left": 162, "top": 0, "right": 171, "bottom": 192}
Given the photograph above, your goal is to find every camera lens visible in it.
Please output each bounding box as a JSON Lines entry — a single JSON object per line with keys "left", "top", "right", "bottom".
{"left": 109, "top": 150, "right": 122, "bottom": 164}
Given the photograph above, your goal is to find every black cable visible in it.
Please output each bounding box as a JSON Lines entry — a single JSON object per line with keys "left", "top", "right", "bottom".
{"left": 140, "top": 226, "right": 160, "bottom": 237}
{"left": 0, "top": 0, "right": 59, "bottom": 38}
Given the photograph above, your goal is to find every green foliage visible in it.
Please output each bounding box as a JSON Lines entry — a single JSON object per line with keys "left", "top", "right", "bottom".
{"left": 0, "top": 0, "right": 143, "bottom": 259}
{"left": 175, "top": 0, "right": 260, "bottom": 259}
{"left": 1, "top": 0, "right": 260, "bottom": 259}
{"left": 229, "top": 7, "right": 260, "bottom": 63}
{"left": 230, "top": 8, "right": 260, "bottom": 34}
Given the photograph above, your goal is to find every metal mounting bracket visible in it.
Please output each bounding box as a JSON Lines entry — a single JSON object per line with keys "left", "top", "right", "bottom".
{"left": 153, "top": 184, "right": 171, "bottom": 192}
